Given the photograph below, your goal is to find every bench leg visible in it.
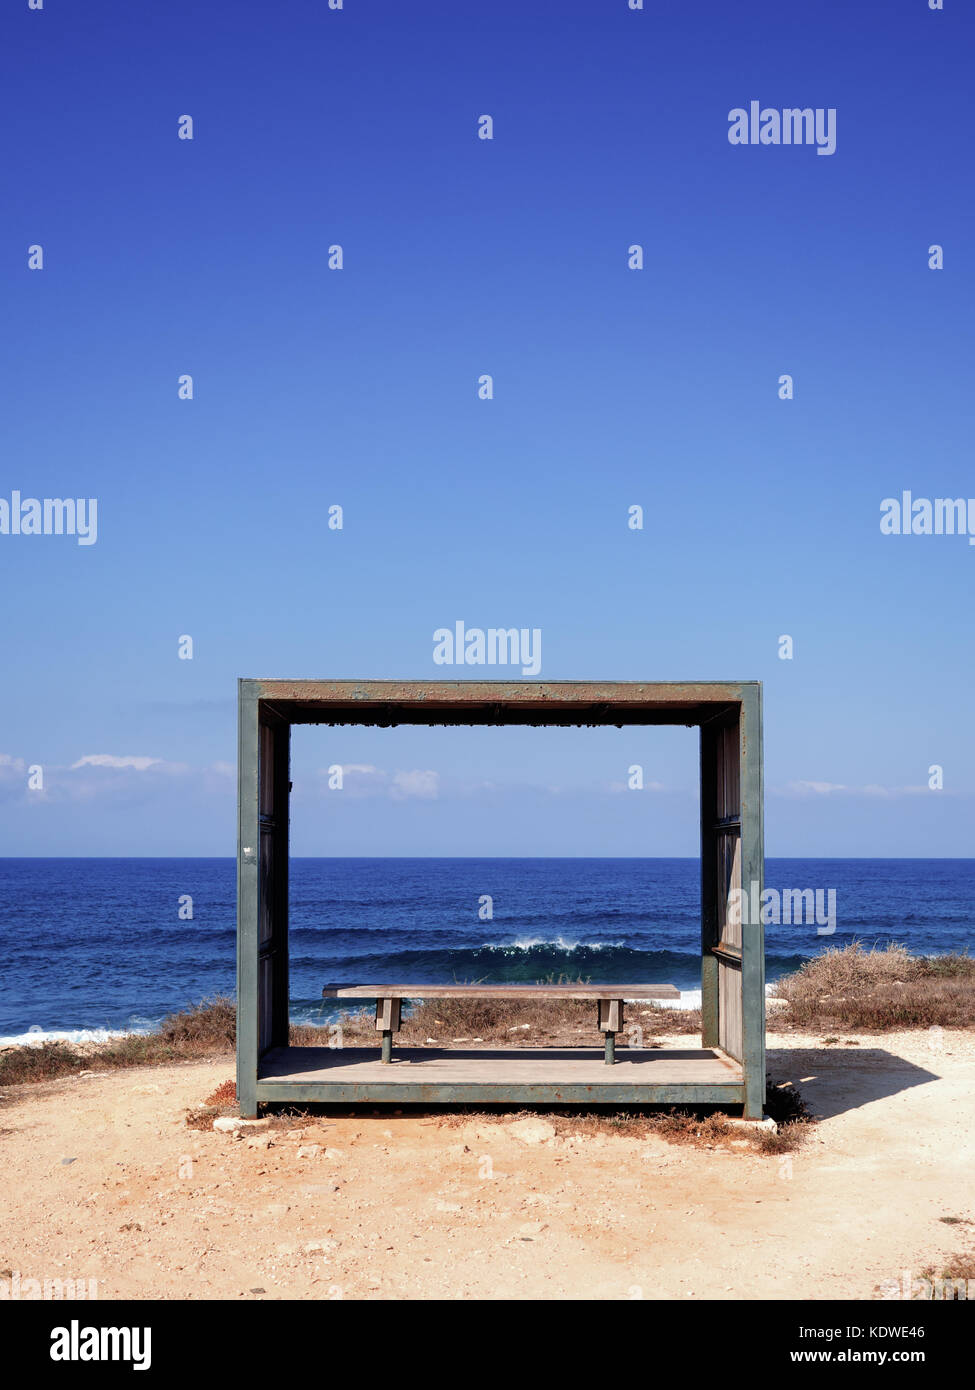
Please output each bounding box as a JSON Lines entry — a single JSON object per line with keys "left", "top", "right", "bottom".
{"left": 598, "top": 999, "right": 623, "bottom": 1065}
{"left": 376, "top": 998, "right": 401, "bottom": 1063}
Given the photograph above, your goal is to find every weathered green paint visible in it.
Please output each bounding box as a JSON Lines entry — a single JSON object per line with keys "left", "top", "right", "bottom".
{"left": 739, "top": 682, "right": 766, "bottom": 1118}
{"left": 604, "top": 1032, "right": 616, "bottom": 1065}
{"left": 236, "top": 681, "right": 260, "bottom": 1118}
{"left": 253, "top": 1080, "right": 747, "bottom": 1106}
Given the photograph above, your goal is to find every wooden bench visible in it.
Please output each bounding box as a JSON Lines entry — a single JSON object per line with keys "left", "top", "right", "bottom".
{"left": 321, "top": 983, "right": 681, "bottom": 1065}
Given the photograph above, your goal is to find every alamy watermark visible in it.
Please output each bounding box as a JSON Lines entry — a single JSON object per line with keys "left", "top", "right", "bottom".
{"left": 880, "top": 492, "right": 975, "bottom": 546}
{"left": 0, "top": 1270, "right": 98, "bottom": 1300}
{"left": 728, "top": 102, "right": 836, "bottom": 156}
{"left": 879, "top": 1269, "right": 974, "bottom": 1301}
{"left": 730, "top": 881, "right": 836, "bottom": 935}
{"left": 433, "top": 620, "right": 541, "bottom": 676}
{"left": 0, "top": 491, "right": 98, "bottom": 545}
{"left": 49, "top": 1320, "right": 150, "bottom": 1370}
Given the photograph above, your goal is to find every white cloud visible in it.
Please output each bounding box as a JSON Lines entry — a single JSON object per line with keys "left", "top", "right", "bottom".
{"left": 782, "top": 780, "right": 848, "bottom": 796}
{"left": 389, "top": 769, "right": 439, "bottom": 800}
{"left": 776, "top": 779, "right": 936, "bottom": 799}
{"left": 607, "top": 779, "right": 666, "bottom": 794}
{"left": 315, "top": 764, "right": 440, "bottom": 799}
{"left": 71, "top": 754, "right": 163, "bottom": 772}
{"left": 0, "top": 749, "right": 226, "bottom": 815}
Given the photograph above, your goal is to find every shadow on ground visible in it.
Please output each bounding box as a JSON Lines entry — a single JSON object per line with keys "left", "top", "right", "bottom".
{"left": 767, "top": 1045, "right": 940, "bottom": 1120}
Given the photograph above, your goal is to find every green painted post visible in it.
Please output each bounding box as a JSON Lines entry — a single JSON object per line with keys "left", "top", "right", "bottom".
{"left": 236, "top": 681, "right": 261, "bottom": 1118}
{"left": 381, "top": 1030, "right": 392, "bottom": 1063}
{"left": 739, "top": 684, "right": 766, "bottom": 1119}
{"left": 604, "top": 1032, "right": 615, "bottom": 1065}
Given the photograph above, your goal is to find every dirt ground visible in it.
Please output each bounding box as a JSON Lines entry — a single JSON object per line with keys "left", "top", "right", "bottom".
{"left": 2, "top": 1027, "right": 973, "bottom": 1301}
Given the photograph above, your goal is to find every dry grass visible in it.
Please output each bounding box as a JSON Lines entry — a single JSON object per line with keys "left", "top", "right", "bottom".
{"left": 290, "top": 1020, "right": 333, "bottom": 1046}
{"left": 1, "top": 990, "right": 698, "bottom": 1092}
{"left": 773, "top": 943, "right": 975, "bottom": 1032}
{"left": 922, "top": 1254, "right": 975, "bottom": 1281}
{"left": 548, "top": 1108, "right": 740, "bottom": 1147}
{"left": 183, "top": 1106, "right": 221, "bottom": 1131}
{"left": 183, "top": 1077, "right": 239, "bottom": 1130}
{"left": 3, "top": 943, "right": 971, "bottom": 1096}
{"left": 436, "top": 1079, "right": 812, "bottom": 1155}
{"left": 184, "top": 1088, "right": 324, "bottom": 1132}
{"left": 752, "top": 1080, "right": 813, "bottom": 1153}
{"left": 917, "top": 1252, "right": 975, "bottom": 1297}
{"left": 0, "top": 996, "right": 236, "bottom": 1088}
{"left": 204, "top": 1078, "right": 237, "bottom": 1107}
{"left": 921, "top": 1214, "right": 975, "bottom": 1288}
{"left": 321, "top": 993, "right": 701, "bottom": 1048}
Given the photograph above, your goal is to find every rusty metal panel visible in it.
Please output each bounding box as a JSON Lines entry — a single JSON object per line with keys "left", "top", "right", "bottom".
{"left": 247, "top": 678, "right": 754, "bottom": 728}
{"left": 252, "top": 679, "right": 755, "bottom": 702}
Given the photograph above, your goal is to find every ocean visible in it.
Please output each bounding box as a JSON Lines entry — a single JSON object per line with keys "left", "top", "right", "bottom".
{"left": 0, "top": 857, "right": 971, "bottom": 1043}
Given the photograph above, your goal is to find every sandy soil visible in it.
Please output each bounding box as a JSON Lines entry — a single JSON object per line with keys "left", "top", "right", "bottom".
{"left": 2, "top": 1027, "right": 974, "bottom": 1301}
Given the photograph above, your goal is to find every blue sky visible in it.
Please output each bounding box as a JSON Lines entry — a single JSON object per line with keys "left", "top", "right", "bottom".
{"left": 1, "top": 0, "right": 972, "bottom": 856}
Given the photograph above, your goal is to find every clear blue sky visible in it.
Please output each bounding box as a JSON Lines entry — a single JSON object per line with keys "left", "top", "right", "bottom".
{"left": 1, "top": 0, "right": 972, "bottom": 856}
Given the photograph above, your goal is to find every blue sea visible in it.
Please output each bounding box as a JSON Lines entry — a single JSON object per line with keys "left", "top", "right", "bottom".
{"left": 0, "top": 858, "right": 971, "bottom": 1042}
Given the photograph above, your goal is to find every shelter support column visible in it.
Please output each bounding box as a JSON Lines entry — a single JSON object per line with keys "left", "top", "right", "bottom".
{"left": 236, "top": 683, "right": 260, "bottom": 1117}
{"left": 740, "top": 685, "right": 766, "bottom": 1119}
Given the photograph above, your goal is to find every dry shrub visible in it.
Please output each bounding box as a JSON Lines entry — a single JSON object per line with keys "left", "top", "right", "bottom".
{"left": 442, "top": 1085, "right": 811, "bottom": 1155}
{"left": 408, "top": 994, "right": 601, "bottom": 1042}
{"left": 928, "top": 1254, "right": 975, "bottom": 1281}
{"left": 183, "top": 1106, "right": 220, "bottom": 1131}
{"left": 299, "top": 993, "right": 701, "bottom": 1048}
{"left": 774, "top": 944, "right": 975, "bottom": 1031}
{"left": 291, "top": 1020, "right": 334, "bottom": 1045}
{"left": 205, "top": 1079, "right": 237, "bottom": 1106}
{"left": 156, "top": 996, "right": 236, "bottom": 1051}
{"left": 0, "top": 1041, "right": 83, "bottom": 1085}
{"left": 185, "top": 1076, "right": 238, "bottom": 1129}
{"left": 650, "top": 1110, "right": 735, "bottom": 1145}
{"left": 0, "top": 988, "right": 701, "bottom": 1092}
{"left": 0, "top": 997, "right": 237, "bottom": 1089}
{"left": 918, "top": 1253, "right": 975, "bottom": 1295}
{"left": 765, "top": 1080, "right": 812, "bottom": 1126}
{"left": 922, "top": 953, "right": 975, "bottom": 979}
{"left": 266, "top": 1107, "right": 317, "bottom": 1131}
{"left": 752, "top": 1122, "right": 804, "bottom": 1154}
